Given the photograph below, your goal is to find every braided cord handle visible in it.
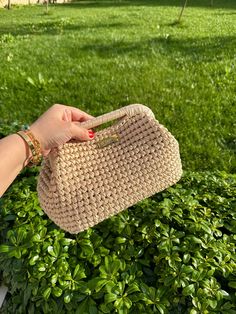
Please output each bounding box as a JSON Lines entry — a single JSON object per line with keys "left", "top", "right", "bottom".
{"left": 79, "top": 104, "right": 155, "bottom": 130}
{"left": 47, "top": 104, "right": 155, "bottom": 169}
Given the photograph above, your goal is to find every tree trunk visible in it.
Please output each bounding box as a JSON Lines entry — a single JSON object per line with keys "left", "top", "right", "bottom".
{"left": 46, "top": 0, "right": 49, "bottom": 13}
{"left": 7, "top": 0, "right": 11, "bottom": 9}
{"left": 211, "top": 0, "right": 214, "bottom": 6}
{"left": 178, "top": 0, "right": 188, "bottom": 23}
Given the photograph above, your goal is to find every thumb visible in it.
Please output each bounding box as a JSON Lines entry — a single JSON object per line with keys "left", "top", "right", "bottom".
{"left": 70, "top": 123, "right": 95, "bottom": 141}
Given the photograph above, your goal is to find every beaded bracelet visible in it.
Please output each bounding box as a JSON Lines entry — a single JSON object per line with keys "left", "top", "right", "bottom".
{"left": 16, "top": 129, "right": 42, "bottom": 167}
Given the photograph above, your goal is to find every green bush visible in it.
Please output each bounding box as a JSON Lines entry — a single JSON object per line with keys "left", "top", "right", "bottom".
{"left": 0, "top": 170, "right": 235, "bottom": 313}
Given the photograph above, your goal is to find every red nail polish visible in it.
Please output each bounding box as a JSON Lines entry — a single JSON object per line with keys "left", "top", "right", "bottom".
{"left": 89, "top": 131, "right": 94, "bottom": 138}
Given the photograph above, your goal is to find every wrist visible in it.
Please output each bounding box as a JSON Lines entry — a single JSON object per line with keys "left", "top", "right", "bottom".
{"left": 29, "top": 124, "right": 43, "bottom": 154}
{"left": 16, "top": 128, "right": 43, "bottom": 167}
{"left": 29, "top": 124, "right": 51, "bottom": 157}
{"left": 12, "top": 133, "right": 33, "bottom": 168}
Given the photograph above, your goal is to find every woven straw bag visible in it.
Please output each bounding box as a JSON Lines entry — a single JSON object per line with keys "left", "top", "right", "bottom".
{"left": 37, "top": 104, "right": 182, "bottom": 234}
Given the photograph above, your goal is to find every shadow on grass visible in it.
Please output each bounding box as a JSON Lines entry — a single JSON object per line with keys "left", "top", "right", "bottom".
{"left": 0, "top": 0, "right": 235, "bottom": 37}
{"left": 70, "top": 35, "right": 236, "bottom": 61}
{"left": 214, "top": 11, "right": 236, "bottom": 15}
{"left": 0, "top": 14, "right": 235, "bottom": 63}
{"left": 59, "top": 0, "right": 236, "bottom": 10}
{"left": 0, "top": 21, "right": 133, "bottom": 36}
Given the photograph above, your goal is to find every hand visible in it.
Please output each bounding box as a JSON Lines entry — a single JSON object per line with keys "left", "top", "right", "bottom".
{"left": 29, "top": 104, "right": 95, "bottom": 157}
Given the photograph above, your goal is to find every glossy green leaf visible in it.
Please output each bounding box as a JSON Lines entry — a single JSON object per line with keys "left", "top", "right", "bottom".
{"left": 43, "top": 287, "right": 51, "bottom": 300}
{"left": 156, "top": 304, "right": 165, "bottom": 314}
{"left": 64, "top": 292, "right": 73, "bottom": 304}
{"left": 228, "top": 281, "right": 236, "bottom": 289}
{"left": 0, "top": 245, "right": 12, "bottom": 253}
{"left": 29, "top": 255, "right": 39, "bottom": 266}
{"left": 48, "top": 246, "right": 56, "bottom": 257}
{"left": 182, "top": 284, "right": 195, "bottom": 296}
{"left": 51, "top": 274, "right": 58, "bottom": 285}
{"left": 52, "top": 287, "right": 63, "bottom": 297}
{"left": 105, "top": 293, "right": 117, "bottom": 304}
{"left": 126, "top": 282, "right": 140, "bottom": 295}
{"left": 208, "top": 299, "right": 217, "bottom": 309}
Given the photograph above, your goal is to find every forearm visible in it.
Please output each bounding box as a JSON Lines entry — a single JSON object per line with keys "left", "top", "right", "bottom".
{"left": 0, "top": 104, "right": 94, "bottom": 198}
{"left": 0, "top": 134, "right": 32, "bottom": 197}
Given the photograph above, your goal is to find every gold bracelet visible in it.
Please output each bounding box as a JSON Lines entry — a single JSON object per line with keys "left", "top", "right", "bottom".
{"left": 16, "top": 130, "right": 42, "bottom": 167}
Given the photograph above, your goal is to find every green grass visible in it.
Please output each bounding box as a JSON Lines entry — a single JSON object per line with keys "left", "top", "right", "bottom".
{"left": 0, "top": 0, "right": 235, "bottom": 172}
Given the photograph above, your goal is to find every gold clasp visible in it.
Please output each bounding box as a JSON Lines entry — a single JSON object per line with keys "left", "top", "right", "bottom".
{"left": 96, "top": 133, "right": 120, "bottom": 148}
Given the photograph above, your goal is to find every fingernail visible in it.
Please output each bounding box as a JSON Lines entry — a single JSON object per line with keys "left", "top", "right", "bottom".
{"left": 89, "top": 131, "right": 94, "bottom": 138}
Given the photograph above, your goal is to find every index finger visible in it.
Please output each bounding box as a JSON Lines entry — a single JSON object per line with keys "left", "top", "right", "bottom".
{"left": 67, "top": 106, "right": 94, "bottom": 122}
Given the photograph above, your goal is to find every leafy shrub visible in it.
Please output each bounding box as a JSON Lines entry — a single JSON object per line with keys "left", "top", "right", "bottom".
{"left": 0, "top": 120, "right": 28, "bottom": 138}
{"left": 0, "top": 170, "right": 235, "bottom": 313}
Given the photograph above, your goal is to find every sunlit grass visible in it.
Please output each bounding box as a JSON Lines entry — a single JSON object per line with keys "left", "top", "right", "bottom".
{"left": 0, "top": 0, "right": 235, "bottom": 172}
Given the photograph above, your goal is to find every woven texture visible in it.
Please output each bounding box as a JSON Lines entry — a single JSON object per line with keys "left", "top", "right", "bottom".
{"left": 37, "top": 104, "right": 182, "bottom": 234}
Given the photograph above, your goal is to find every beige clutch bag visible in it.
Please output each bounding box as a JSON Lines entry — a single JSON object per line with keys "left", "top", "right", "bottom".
{"left": 37, "top": 104, "right": 182, "bottom": 234}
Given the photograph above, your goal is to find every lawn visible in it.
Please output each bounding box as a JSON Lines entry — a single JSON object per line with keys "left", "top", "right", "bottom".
{"left": 0, "top": 0, "right": 235, "bottom": 173}
{"left": 0, "top": 2, "right": 236, "bottom": 313}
